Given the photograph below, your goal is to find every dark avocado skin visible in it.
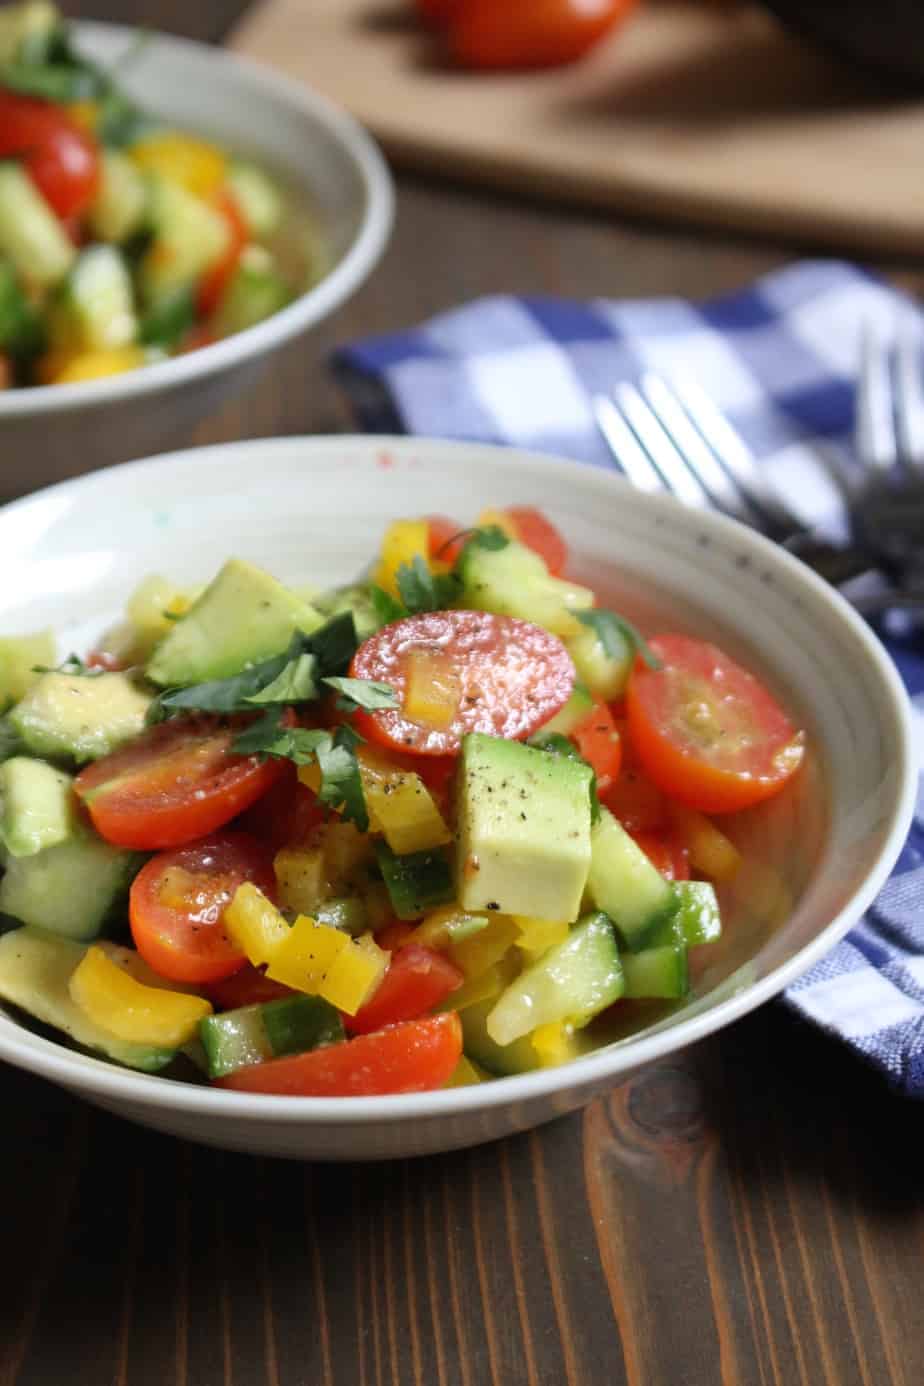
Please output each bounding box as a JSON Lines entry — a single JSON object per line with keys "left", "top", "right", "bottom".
{"left": 759, "top": 0, "right": 924, "bottom": 84}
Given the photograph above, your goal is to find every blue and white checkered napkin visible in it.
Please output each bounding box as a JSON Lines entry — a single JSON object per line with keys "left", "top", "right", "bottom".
{"left": 333, "top": 260, "right": 924, "bottom": 1095}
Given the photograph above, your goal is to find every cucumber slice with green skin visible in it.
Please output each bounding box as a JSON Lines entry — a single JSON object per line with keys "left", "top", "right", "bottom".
{"left": 146, "top": 558, "right": 324, "bottom": 687}
{"left": 314, "top": 584, "right": 384, "bottom": 641}
{"left": 200, "top": 993, "right": 344, "bottom": 1079}
{"left": 622, "top": 942, "right": 689, "bottom": 1000}
{"left": 0, "top": 161, "right": 75, "bottom": 288}
{"left": 49, "top": 245, "right": 138, "bottom": 352}
{"left": 0, "top": 828, "right": 145, "bottom": 940}
{"left": 566, "top": 623, "right": 632, "bottom": 702}
{"left": 376, "top": 842, "right": 454, "bottom": 921}
{"left": 0, "top": 757, "right": 75, "bottom": 858}
{"left": 87, "top": 149, "right": 148, "bottom": 244}
{"left": 0, "top": 719, "right": 23, "bottom": 764}
{"left": 586, "top": 808, "right": 679, "bottom": 951}
{"left": 227, "top": 161, "right": 283, "bottom": 238}
{"left": 0, "top": 257, "right": 46, "bottom": 359}
{"left": 0, "top": 926, "right": 174, "bottom": 1071}
{"left": 460, "top": 995, "right": 540, "bottom": 1076}
{"left": 212, "top": 254, "right": 292, "bottom": 337}
{"left": 0, "top": 2, "right": 60, "bottom": 65}
{"left": 486, "top": 912, "right": 624, "bottom": 1046}
{"left": 313, "top": 896, "right": 368, "bottom": 936}
{"left": 539, "top": 682, "right": 594, "bottom": 736}
{"left": 138, "top": 285, "right": 195, "bottom": 349}
{"left": 458, "top": 539, "right": 595, "bottom": 639}
{"left": 139, "top": 174, "right": 230, "bottom": 307}
{"left": 668, "top": 880, "right": 722, "bottom": 948}
{"left": 10, "top": 671, "right": 152, "bottom": 764}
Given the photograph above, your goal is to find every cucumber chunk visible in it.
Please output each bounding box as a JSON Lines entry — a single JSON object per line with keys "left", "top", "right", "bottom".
{"left": 146, "top": 558, "right": 324, "bottom": 687}
{"left": 0, "top": 828, "right": 144, "bottom": 940}
{"left": 139, "top": 175, "right": 230, "bottom": 306}
{"left": 376, "top": 842, "right": 454, "bottom": 921}
{"left": 10, "top": 670, "right": 152, "bottom": 764}
{"left": 486, "top": 912, "right": 624, "bottom": 1046}
{"left": 622, "top": 941, "right": 689, "bottom": 1000}
{"left": 566, "top": 622, "right": 633, "bottom": 701}
{"left": 0, "top": 629, "right": 55, "bottom": 709}
{"left": 227, "top": 161, "right": 283, "bottom": 238}
{"left": 671, "top": 880, "right": 722, "bottom": 948}
{"left": 586, "top": 808, "right": 679, "bottom": 951}
{"left": 211, "top": 251, "right": 292, "bottom": 336}
{"left": 0, "top": 927, "right": 174, "bottom": 1071}
{"left": 200, "top": 993, "right": 344, "bottom": 1079}
{"left": 539, "top": 682, "right": 594, "bottom": 736}
{"left": 0, "top": 257, "right": 46, "bottom": 360}
{"left": 460, "top": 994, "right": 540, "bottom": 1077}
{"left": 459, "top": 539, "right": 594, "bottom": 639}
{"left": 0, "top": 161, "right": 75, "bottom": 287}
{"left": 0, "top": 756, "right": 75, "bottom": 857}
{"left": 87, "top": 149, "right": 148, "bottom": 244}
{"left": 0, "top": 2, "right": 60, "bottom": 64}
{"left": 49, "top": 245, "right": 138, "bottom": 352}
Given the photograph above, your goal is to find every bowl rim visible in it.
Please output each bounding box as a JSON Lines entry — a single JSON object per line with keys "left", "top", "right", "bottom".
{"left": 0, "top": 20, "right": 394, "bottom": 418}
{"left": 0, "top": 434, "right": 916, "bottom": 1124}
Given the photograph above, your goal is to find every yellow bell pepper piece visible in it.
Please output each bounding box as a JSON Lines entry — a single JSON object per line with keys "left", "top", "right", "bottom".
{"left": 358, "top": 749, "right": 451, "bottom": 855}
{"left": 514, "top": 916, "right": 570, "bottom": 959}
{"left": 265, "top": 914, "right": 348, "bottom": 989}
{"left": 450, "top": 915, "right": 518, "bottom": 979}
{"left": 668, "top": 804, "right": 741, "bottom": 882}
{"left": 68, "top": 946, "right": 211, "bottom": 1048}
{"left": 318, "top": 932, "right": 387, "bottom": 1015}
{"left": 224, "top": 883, "right": 291, "bottom": 967}
{"left": 531, "top": 1021, "right": 583, "bottom": 1068}
{"left": 53, "top": 345, "right": 146, "bottom": 384}
{"left": 375, "top": 519, "right": 430, "bottom": 599}
{"left": 476, "top": 508, "right": 519, "bottom": 541}
{"left": 444, "top": 1056, "right": 486, "bottom": 1088}
{"left": 274, "top": 847, "right": 327, "bottom": 915}
{"left": 129, "top": 132, "right": 227, "bottom": 199}
{"left": 440, "top": 962, "right": 509, "bottom": 1013}
{"left": 402, "top": 649, "right": 462, "bottom": 732}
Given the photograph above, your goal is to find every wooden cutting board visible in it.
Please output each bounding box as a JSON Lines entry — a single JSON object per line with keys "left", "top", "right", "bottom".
{"left": 230, "top": 0, "right": 924, "bottom": 256}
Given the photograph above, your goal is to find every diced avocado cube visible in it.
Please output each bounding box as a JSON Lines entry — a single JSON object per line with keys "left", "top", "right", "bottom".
{"left": 455, "top": 733, "right": 592, "bottom": 924}
{"left": 10, "top": 671, "right": 152, "bottom": 764}
{"left": 0, "top": 756, "right": 75, "bottom": 857}
{"left": 146, "top": 558, "right": 324, "bottom": 687}
{"left": 0, "top": 628, "right": 55, "bottom": 708}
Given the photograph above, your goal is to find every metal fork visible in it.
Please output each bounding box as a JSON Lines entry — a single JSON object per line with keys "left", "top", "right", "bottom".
{"left": 592, "top": 344, "right": 924, "bottom": 614}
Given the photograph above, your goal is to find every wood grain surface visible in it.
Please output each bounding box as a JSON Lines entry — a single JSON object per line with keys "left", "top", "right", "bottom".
{"left": 6, "top": 5, "right": 924, "bottom": 1385}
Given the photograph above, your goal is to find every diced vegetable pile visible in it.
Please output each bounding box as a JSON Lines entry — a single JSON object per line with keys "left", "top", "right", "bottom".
{"left": 0, "top": 1, "right": 316, "bottom": 390}
{"left": 0, "top": 506, "right": 806, "bottom": 1096}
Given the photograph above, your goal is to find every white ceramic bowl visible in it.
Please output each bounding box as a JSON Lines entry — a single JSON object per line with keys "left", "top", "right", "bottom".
{"left": 0, "top": 24, "right": 393, "bottom": 501}
{"left": 0, "top": 437, "right": 915, "bottom": 1160}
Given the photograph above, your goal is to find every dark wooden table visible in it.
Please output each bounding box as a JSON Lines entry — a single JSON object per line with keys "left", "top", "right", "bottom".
{"left": 4, "top": 5, "right": 923, "bottom": 1384}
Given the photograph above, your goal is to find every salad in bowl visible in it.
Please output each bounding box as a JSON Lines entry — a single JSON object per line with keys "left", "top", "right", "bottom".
{"left": 0, "top": 505, "right": 807, "bottom": 1098}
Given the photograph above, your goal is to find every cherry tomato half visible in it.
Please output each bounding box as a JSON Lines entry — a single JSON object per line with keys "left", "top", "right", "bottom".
{"left": 449, "top": 0, "right": 637, "bottom": 70}
{"left": 350, "top": 609, "right": 574, "bottom": 755}
{"left": 345, "top": 944, "right": 464, "bottom": 1035}
{"left": 570, "top": 697, "right": 622, "bottom": 791}
{"left": 75, "top": 716, "right": 287, "bottom": 850}
{"left": 205, "top": 964, "right": 293, "bottom": 1011}
{"left": 0, "top": 92, "right": 99, "bottom": 220}
{"left": 197, "top": 189, "right": 247, "bottom": 317}
{"left": 129, "top": 831, "right": 275, "bottom": 984}
{"left": 235, "top": 762, "right": 327, "bottom": 850}
{"left": 217, "top": 1012, "right": 463, "bottom": 1096}
{"left": 626, "top": 635, "right": 805, "bottom": 815}
{"left": 629, "top": 831, "right": 690, "bottom": 882}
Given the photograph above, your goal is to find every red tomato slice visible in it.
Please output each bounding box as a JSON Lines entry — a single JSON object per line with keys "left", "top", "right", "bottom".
{"left": 426, "top": 514, "right": 466, "bottom": 565}
{"left": 504, "top": 506, "right": 568, "bottom": 576}
{"left": 235, "top": 762, "right": 327, "bottom": 849}
{"left": 197, "top": 189, "right": 248, "bottom": 317}
{"left": 626, "top": 635, "right": 805, "bottom": 815}
{"left": 570, "top": 697, "right": 622, "bottom": 791}
{"left": 629, "top": 831, "right": 690, "bottom": 882}
{"left": 74, "top": 716, "right": 286, "bottom": 850}
{"left": 129, "top": 832, "right": 275, "bottom": 984}
{"left": 216, "top": 1012, "right": 463, "bottom": 1096}
{"left": 449, "top": 0, "right": 637, "bottom": 69}
{"left": 600, "top": 768, "right": 667, "bottom": 832}
{"left": 345, "top": 944, "right": 463, "bottom": 1035}
{"left": 205, "top": 964, "right": 293, "bottom": 1010}
{"left": 0, "top": 93, "right": 99, "bottom": 219}
{"left": 350, "top": 609, "right": 574, "bottom": 756}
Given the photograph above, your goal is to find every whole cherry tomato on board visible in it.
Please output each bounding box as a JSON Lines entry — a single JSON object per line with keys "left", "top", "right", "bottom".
{"left": 449, "top": 0, "right": 638, "bottom": 70}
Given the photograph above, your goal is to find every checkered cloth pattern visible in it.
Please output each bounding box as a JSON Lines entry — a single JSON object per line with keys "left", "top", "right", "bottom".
{"left": 333, "top": 260, "right": 924, "bottom": 1094}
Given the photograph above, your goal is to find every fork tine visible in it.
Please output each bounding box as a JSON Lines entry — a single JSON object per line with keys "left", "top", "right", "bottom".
{"left": 592, "top": 395, "right": 667, "bottom": 495}
{"left": 639, "top": 373, "right": 759, "bottom": 523}
{"left": 613, "top": 382, "right": 711, "bottom": 509}
{"left": 665, "top": 375, "right": 805, "bottom": 533}
{"left": 856, "top": 321, "right": 898, "bottom": 470}
{"left": 894, "top": 323, "right": 924, "bottom": 473}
